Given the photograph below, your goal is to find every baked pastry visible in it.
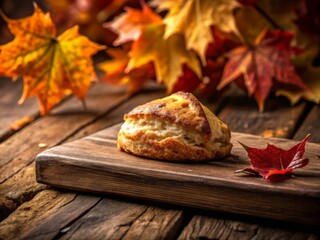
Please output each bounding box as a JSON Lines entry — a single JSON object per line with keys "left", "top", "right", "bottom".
{"left": 117, "top": 91, "right": 232, "bottom": 161}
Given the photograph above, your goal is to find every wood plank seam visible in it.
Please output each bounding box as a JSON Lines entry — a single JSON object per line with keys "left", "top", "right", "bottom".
{"left": 294, "top": 105, "right": 320, "bottom": 143}
{"left": 0, "top": 112, "right": 40, "bottom": 144}
{"left": 117, "top": 206, "right": 149, "bottom": 239}
{"left": 289, "top": 102, "right": 314, "bottom": 140}
{"left": 35, "top": 124, "right": 320, "bottom": 226}
{"left": 0, "top": 89, "right": 166, "bottom": 223}
{"left": 1, "top": 84, "right": 318, "bottom": 238}
{"left": 0, "top": 90, "right": 131, "bottom": 183}
{"left": 52, "top": 196, "right": 103, "bottom": 239}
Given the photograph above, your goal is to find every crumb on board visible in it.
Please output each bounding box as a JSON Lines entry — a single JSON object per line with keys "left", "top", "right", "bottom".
{"left": 38, "top": 143, "right": 47, "bottom": 148}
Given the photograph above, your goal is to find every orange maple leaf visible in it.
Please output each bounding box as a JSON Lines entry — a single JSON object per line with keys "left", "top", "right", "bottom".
{"left": 218, "top": 29, "right": 309, "bottom": 111}
{"left": 105, "top": 3, "right": 162, "bottom": 45}
{"left": 98, "top": 48, "right": 155, "bottom": 94}
{"left": 104, "top": 4, "right": 201, "bottom": 93}
{"left": 0, "top": 4, "right": 104, "bottom": 115}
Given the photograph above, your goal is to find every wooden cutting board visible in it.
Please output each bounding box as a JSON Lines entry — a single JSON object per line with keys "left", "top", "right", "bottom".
{"left": 36, "top": 123, "right": 320, "bottom": 226}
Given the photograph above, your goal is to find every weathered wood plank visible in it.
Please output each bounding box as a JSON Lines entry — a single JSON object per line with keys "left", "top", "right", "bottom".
{"left": 0, "top": 83, "right": 129, "bottom": 183}
{"left": 0, "top": 89, "right": 164, "bottom": 219}
{"left": 36, "top": 124, "right": 320, "bottom": 226}
{"left": 0, "top": 163, "right": 48, "bottom": 220}
{"left": 177, "top": 96, "right": 318, "bottom": 239}
{"left": 53, "top": 92, "right": 218, "bottom": 240}
{"left": 121, "top": 207, "right": 183, "bottom": 240}
{"left": 0, "top": 190, "right": 100, "bottom": 240}
{"left": 178, "top": 216, "right": 258, "bottom": 240}
{"left": 0, "top": 88, "right": 316, "bottom": 238}
{"left": 219, "top": 96, "right": 307, "bottom": 138}
{"left": 294, "top": 105, "right": 320, "bottom": 143}
{"left": 178, "top": 215, "right": 318, "bottom": 240}
{"left": 0, "top": 78, "right": 39, "bottom": 141}
{"left": 1, "top": 89, "right": 186, "bottom": 240}
{"left": 65, "top": 90, "right": 165, "bottom": 143}
{"left": 59, "top": 199, "right": 148, "bottom": 239}
{"left": 58, "top": 199, "right": 183, "bottom": 240}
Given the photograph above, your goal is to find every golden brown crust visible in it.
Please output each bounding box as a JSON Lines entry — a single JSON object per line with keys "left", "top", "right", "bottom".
{"left": 118, "top": 92, "right": 232, "bottom": 162}
{"left": 125, "top": 91, "right": 211, "bottom": 138}
{"left": 118, "top": 130, "right": 232, "bottom": 161}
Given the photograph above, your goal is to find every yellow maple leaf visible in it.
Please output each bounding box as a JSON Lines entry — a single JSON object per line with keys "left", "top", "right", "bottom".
{"left": 151, "top": 0, "right": 239, "bottom": 64}
{"left": 103, "top": 4, "right": 202, "bottom": 93}
{"left": 0, "top": 4, "right": 104, "bottom": 115}
{"left": 127, "top": 24, "right": 201, "bottom": 93}
{"left": 98, "top": 48, "right": 154, "bottom": 94}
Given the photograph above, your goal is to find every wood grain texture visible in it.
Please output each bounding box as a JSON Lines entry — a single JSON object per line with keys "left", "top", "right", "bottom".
{"left": 36, "top": 124, "right": 320, "bottom": 226}
{"left": 0, "top": 90, "right": 179, "bottom": 238}
{"left": 1, "top": 83, "right": 319, "bottom": 240}
{"left": 0, "top": 88, "right": 186, "bottom": 239}
{"left": 294, "top": 105, "right": 320, "bottom": 143}
{"left": 219, "top": 97, "right": 308, "bottom": 139}
{"left": 0, "top": 163, "right": 48, "bottom": 220}
{"left": 0, "top": 78, "right": 39, "bottom": 141}
{"left": 0, "top": 89, "right": 165, "bottom": 220}
{"left": 176, "top": 96, "right": 319, "bottom": 239}
{"left": 178, "top": 215, "right": 318, "bottom": 240}
{"left": 0, "top": 83, "right": 129, "bottom": 183}
{"left": 59, "top": 199, "right": 184, "bottom": 240}
{"left": 0, "top": 190, "right": 100, "bottom": 240}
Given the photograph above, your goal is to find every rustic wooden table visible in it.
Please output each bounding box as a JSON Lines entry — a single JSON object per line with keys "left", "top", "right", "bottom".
{"left": 0, "top": 77, "right": 319, "bottom": 239}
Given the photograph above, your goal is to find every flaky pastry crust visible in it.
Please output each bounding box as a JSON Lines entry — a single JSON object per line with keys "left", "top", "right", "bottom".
{"left": 117, "top": 92, "right": 232, "bottom": 161}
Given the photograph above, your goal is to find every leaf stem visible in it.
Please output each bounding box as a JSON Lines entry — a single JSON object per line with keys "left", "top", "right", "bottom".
{"left": 255, "top": 5, "right": 282, "bottom": 30}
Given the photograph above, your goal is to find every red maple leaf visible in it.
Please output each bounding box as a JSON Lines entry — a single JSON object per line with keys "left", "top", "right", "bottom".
{"left": 218, "top": 29, "right": 309, "bottom": 111}
{"left": 171, "top": 65, "right": 201, "bottom": 93}
{"left": 236, "top": 135, "right": 310, "bottom": 182}
{"left": 198, "top": 59, "right": 225, "bottom": 99}
{"left": 200, "top": 29, "right": 239, "bottom": 98}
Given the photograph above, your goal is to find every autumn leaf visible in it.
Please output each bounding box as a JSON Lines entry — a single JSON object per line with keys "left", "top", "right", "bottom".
{"left": 127, "top": 23, "right": 201, "bottom": 93}
{"left": 98, "top": 47, "right": 155, "bottom": 94}
{"left": 103, "top": 3, "right": 202, "bottom": 93}
{"left": 218, "top": 29, "right": 309, "bottom": 111}
{"left": 47, "top": 0, "right": 142, "bottom": 45}
{"left": 277, "top": 42, "right": 320, "bottom": 104}
{"left": 195, "top": 29, "right": 239, "bottom": 98}
{"left": 236, "top": 135, "right": 310, "bottom": 182}
{"left": 206, "top": 28, "right": 240, "bottom": 58}
{"left": 0, "top": 4, "right": 104, "bottom": 114}
{"left": 171, "top": 65, "right": 202, "bottom": 93}
{"left": 246, "top": 0, "right": 301, "bottom": 32}
{"left": 105, "top": 2, "right": 162, "bottom": 46}
{"left": 276, "top": 66, "right": 320, "bottom": 104}
{"left": 197, "top": 59, "right": 226, "bottom": 98}
{"left": 234, "top": 6, "right": 269, "bottom": 46}
{"left": 151, "top": 0, "right": 239, "bottom": 64}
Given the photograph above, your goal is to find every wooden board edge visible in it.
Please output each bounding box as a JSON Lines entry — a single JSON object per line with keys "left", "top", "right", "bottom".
{"left": 35, "top": 152, "right": 320, "bottom": 227}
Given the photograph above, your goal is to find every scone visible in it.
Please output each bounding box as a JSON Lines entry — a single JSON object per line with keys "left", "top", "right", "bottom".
{"left": 117, "top": 91, "right": 232, "bottom": 161}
